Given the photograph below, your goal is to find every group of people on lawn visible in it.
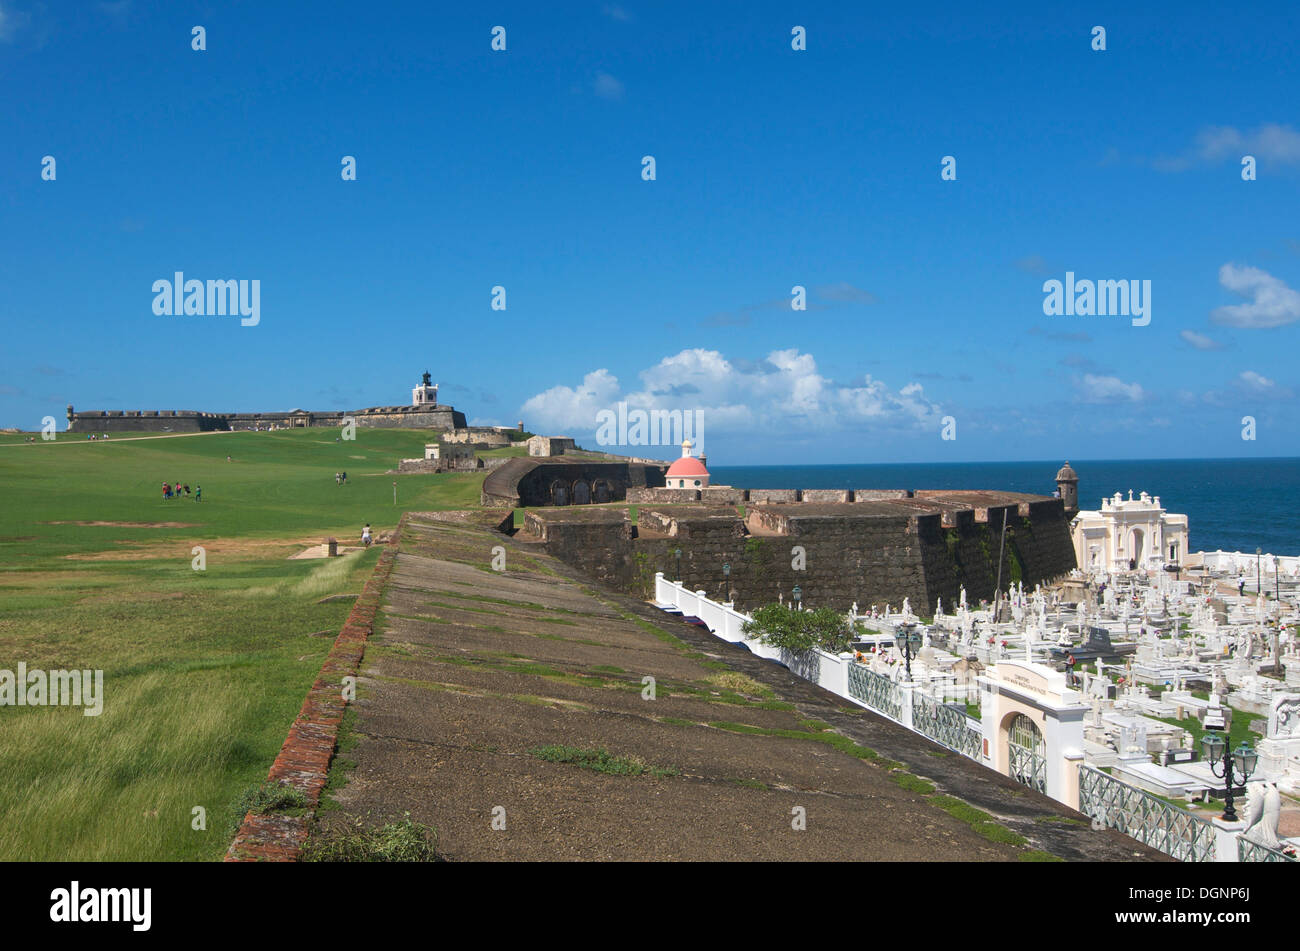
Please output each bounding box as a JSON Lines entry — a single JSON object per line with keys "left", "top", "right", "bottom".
{"left": 162, "top": 482, "right": 200, "bottom": 501}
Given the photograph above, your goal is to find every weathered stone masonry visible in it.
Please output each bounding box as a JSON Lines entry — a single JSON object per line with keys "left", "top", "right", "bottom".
{"left": 66, "top": 404, "right": 466, "bottom": 434}
{"left": 516, "top": 492, "right": 1076, "bottom": 615}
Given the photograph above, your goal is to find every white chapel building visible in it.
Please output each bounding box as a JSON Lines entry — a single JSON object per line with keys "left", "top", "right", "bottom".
{"left": 1070, "top": 490, "right": 1189, "bottom": 574}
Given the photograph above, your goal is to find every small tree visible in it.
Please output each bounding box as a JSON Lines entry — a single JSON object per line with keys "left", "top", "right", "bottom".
{"left": 743, "top": 604, "right": 854, "bottom": 654}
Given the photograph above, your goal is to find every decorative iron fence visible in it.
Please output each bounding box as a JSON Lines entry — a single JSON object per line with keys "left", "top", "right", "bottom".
{"left": 1008, "top": 743, "right": 1047, "bottom": 792}
{"left": 1237, "top": 835, "right": 1297, "bottom": 863}
{"left": 846, "top": 664, "right": 902, "bottom": 721}
{"left": 912, "top": 692, "right": 981, "bottom": 759}
{"left": 1078, "top": 765, "right": 1216, "bottom": 862}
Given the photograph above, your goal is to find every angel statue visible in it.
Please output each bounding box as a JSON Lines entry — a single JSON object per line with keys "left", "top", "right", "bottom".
{"left": 1240, "top": 780, "right": 1286, "bottom": 852}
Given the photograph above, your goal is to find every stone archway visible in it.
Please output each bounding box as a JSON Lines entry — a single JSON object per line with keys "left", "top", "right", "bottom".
{"left": 572, "top": 481, "right": 591, "bottom": 505}
{"left": 980, "top": 662, "right": 1088, "bottom": 809}
{"left": 551, "top": 481, "right": 569, "bottom": 506}
{"left": 593, "top": 479, "right": 611, "bottom": 504}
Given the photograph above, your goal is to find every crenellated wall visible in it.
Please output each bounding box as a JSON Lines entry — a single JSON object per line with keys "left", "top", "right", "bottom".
{"left": 515, "top": 494, "right": 1076, "bottom": 613}
{"left": 66, "top": 404, "right": 466, "bottom": 433}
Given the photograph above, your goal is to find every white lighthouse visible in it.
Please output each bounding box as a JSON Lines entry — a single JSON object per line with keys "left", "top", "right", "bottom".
{"left": 412, "top": 370, "right": 438, "bottom": 407}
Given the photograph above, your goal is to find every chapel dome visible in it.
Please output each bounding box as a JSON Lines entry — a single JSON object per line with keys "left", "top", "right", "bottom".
{"left": 666, "top": 455, "right": 710, "bottom": 478}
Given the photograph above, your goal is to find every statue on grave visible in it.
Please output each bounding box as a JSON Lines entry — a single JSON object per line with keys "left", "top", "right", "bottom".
{"left": 1269, "top": 695, "right": 1300, "bottom": 739}
{"left": 1241, "top": 781, "right": 1285, "bottom": 851}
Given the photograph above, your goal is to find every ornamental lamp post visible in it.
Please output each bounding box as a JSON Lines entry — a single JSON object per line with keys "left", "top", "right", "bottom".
{"left": 1257, "top": 547, "right": 1263, "bottom": 595}
{"left": 792, "top": 585, "right": 802, "bottom": 611}
{"left": 721, "top": 562, "right": 730, "bottom": 601}
{"left": 896, "top": 622, "right": 921, "bottom": 681}
{"left": 674, "top": 548, "right": 682, "bottom": 583}
{"left": 1274, "top": 556, "right": 1282, "bottom": 674}
{"left": 1200, "top": 731, "right": 1258, "bottom": 822}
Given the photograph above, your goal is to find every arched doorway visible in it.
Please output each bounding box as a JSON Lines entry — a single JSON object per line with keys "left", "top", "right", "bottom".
{"left": 593, "top": 479, "right": 611, "bottom": 503}
{"left": 550, "top": 481, "right": 569, "bottom": 506}
{"left": 1006, "top": 713, "right": 1046, "bottom": 792}
{"left": 1131, "top": 528, "right": 1145, "bottom": 566}
{"left": 572, "top": 481, "right": 591, "bottom": 505}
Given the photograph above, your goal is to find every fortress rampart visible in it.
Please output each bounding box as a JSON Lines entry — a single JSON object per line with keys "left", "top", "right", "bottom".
{"left": 482, "top": 457, "right": 668, "bottom": 508}
{"left": 514, "top": 491, "right": 1076, "bottom": 615}
{"left": 65, "top": 404, "right": 466, "bottom": 433}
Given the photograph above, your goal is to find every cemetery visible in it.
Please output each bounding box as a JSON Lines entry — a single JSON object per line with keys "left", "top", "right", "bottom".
{"left": 652, "top": 534, "right": 1300, "bottom": 863}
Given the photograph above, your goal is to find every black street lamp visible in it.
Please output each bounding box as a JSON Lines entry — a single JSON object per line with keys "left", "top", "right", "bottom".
{"left": 674, "top": 548, "right": 682, "bottom": 582}
{"left": 1201, "top": 732, "right": 1258, "bottom": 822}
{"left": 722, "top": 562, "right": 730, "bottom": 601}
{"left": 1257, "top": 547, "right": 1263, "bottom": 595}
{"left": 896, "top": 623, "right": 921, "bottom": 681}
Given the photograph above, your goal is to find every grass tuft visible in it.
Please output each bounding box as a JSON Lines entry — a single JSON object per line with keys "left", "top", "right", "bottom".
{"left": 528, "top": 745, "right": 677, "bottom": 778}
{"left": 227, "top": 779, "right": 308, "bottom": 836}
{"left": 303, "top": 815, "right": 441, "bottom": 862}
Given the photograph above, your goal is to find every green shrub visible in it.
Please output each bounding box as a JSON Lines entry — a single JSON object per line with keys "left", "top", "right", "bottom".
{"left": 742, "top": 604, "right": 854, "bottom": 653}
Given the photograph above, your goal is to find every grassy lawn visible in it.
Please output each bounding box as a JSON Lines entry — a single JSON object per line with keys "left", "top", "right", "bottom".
{"left": 0, "top": 428, "right": 488, "bottom": 860}
{"left": 1153, "top": 706, "right": 1262, "bottom": 753}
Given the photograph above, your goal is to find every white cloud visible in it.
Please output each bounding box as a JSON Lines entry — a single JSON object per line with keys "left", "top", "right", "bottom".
{"left": 602, "top": 4, "right": 632, "bottom": 21}
{"left": 1235, "top": 370, "right": 1293, "bottom": 399}
{"left": 1153, "top": 124, "right": 1300, "bottom": 171}
{"left": 593, "top": 71, "right": 624, "bottom": 101}
{"left": 519, "top": 348, "right": 943, "bottom": 441}
{"left": 1014, "top": 255, "right": 1051, "bottom": 276}
{"left": 815, "top": 281, "right": 876, "bottom": 304}
{"left": 1077, "top": 374, "right": 1144, "bottom": 403}
{"left": 519, "top": 369, "right": 620, "bottom": 434}
{"left": 1179, "top": 329, "right": 1225, "bottom": 351}
{"left": 1196, "top": 124, "right": 1300, "bottom": 164}
{"left": 1210, "top": 263, "right": 1300, "bottom": 329}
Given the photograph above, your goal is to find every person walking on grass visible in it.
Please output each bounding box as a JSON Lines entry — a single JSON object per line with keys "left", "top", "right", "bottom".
{"left": 362, "top": 523, "right": 372, "bottom": 547}
{"left": 162, "top": 482, "right": 170, "bottom": 501}
{"left": 195, "top": 485, "right": 202, "bottom": 502}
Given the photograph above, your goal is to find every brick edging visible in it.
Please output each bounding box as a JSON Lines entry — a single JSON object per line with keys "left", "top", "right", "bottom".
{"left": 224, "top": 518, "right": 405, "bottom": 862}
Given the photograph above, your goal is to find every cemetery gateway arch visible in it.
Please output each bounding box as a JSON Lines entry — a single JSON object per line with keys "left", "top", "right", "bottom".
{"left": 981, "top": 661, "right": 1088, "bottom": 808}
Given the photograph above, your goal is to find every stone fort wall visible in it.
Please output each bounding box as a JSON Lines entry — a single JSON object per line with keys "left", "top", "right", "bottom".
{"left": 66, "top": 405, "right": 466, "bottom": 433}
{"left": 518, "top": 495, "right": 1076, "bottom": 615}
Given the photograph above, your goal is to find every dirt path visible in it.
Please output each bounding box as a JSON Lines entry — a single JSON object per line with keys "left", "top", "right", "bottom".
{"left": 0, "top": 430, "right": 229, "bottom": 447}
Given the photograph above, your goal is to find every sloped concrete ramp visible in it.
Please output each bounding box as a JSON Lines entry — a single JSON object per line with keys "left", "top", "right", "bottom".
{"left": 309, "top": 511, "right": 1163, "bottom": 862}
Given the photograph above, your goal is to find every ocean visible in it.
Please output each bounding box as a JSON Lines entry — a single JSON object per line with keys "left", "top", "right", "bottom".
{"left": 708, "top": 458, "right": 1300, "bottom": 557}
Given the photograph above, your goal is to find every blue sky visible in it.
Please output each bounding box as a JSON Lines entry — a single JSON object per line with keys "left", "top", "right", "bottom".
{"left": 2, "top": 1, "right": 1298, "bottom": 464}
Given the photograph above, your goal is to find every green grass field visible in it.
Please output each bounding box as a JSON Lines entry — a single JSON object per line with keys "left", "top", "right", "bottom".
{"left": 0, "top": 428, "right": 488, "bottom": 860}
